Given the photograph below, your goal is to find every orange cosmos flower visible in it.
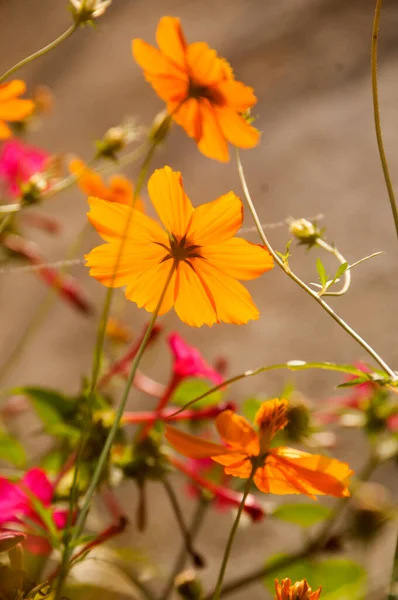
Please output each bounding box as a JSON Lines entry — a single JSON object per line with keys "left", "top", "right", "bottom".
{"left": 275, "top": 579, "right": 322, "bottom": 600}
{"left": 85, "top": 165, "right": 273, "bottom": 326}
{"left": 165, "top": 399, "right": 353, "bottom": 498}
{"left": 132, "top": 17, "right": 259, "bottom": 162}
{"left": 69, "top": 158, "right": 144, "bottom": 211}
{"left": 0, "top": 80, "right": 35, "bottom": 139}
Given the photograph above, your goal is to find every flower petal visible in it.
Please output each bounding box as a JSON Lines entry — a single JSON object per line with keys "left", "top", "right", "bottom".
{"left": 197, "top": 99, "right": 229, "bottom": 162}
{"left": 22, "top": 468, "right": 53, "bottom": 506}
{"left": 156, "top": 17, "right": 187, "bottom": 70}
{"left": 174, "top": 261, "right": 218, "bottom": 327}
{"left": 125, "top": 260, "right": 176, "bottom": 315}
{"left": 70, "top": 159, "right": 109, "bottom": 199}
{"left": 214, "top": 105, "right": 260, "bottom": 149}
{"left": 186, "top": 42, "right": 224, "bottom": 87}
{"left": 132, "top": 39, "right": 185, "bottom": 79}
{"left": 85, "top": 240, "right": 166, "bottom": 287}
{"left": 192, "top": 258, "right": 260, "bottom": 325}
{"left": 212, "top": 453, "right": 253, "bottom": 478}
{"left": 165, "top": 425, "right": 235, "bottom": 459}
{"left": 215, "top": 410, "right": 259, "bottom": 454}
{"left": 187, "top": 192, "right": 243, "bottom": 245}
{"left": 201, "top": 238, "right": 274, "bottom": 280}
{"left": 147, "top": 166, "right": 193, "bottom": 237}
{"left": 217, "top": 80, "right": 257, "bottom": 111}
{"left": 87, "top": 196, "right": 166, "bottom": 244}
{"left": 0, "top": 80, "right": 26, "bottom": 101}
{"left": 172, "top": 97, "right": 202, "bottom": 141}
{"left": 0, "top": 120, "right": 12, "bottom": 139}
{"left": 0, "top": 99, "right": 35, "bottom": 121}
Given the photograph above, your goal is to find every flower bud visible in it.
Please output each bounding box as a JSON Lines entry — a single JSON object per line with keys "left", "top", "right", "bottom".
{"left": 289, "top": 218, "right": 319, "bottom": 246}
{"left": 149, "top": 110, "right": 172, "bottom": 145}
{"left": 175, "top": 570, "right": 203, "bottom": 600}
{"left": 69, "top": 0, "right": 112, "bottom": 24}
{"left": 96, "top": 121, "right": 141, "bottom": 160}
{"left": 20, "top": 173, "right": 47, "bottom": 205}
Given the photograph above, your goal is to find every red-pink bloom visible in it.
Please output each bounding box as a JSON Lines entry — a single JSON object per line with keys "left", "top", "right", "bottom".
{"left": 387, "top": 413, "right": 398, "bottom": 433}
{"left": 0, "top": 139, "right": 48, "bottom": 197}
{"left": 0, "top": 468, "right": 68, "bottom": 555}
{"left": 168, "top": 333, "right": 223, "bottom": 385}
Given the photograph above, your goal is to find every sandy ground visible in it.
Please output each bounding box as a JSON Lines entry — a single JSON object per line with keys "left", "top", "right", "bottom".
{"left": 0, "top": 0, "right": 397, "bottom": 598}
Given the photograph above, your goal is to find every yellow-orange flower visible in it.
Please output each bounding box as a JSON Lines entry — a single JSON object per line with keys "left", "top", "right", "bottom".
{"left": 165, "top": 399, "right": 353, "bottom": 498}
{"left": 85, "top": 165, "right": 273, "bottom": 327}
{"left": 275, "top": 579, "right": 322, "bottom": 600}
{"left": 69, "top": 158, "right": 144, "bottom": 211}
{"left": 132, "top": 17, "right": 259, "bottom": 162}
{"left": 0, "top": 80, "right": 35, "bottom": 139}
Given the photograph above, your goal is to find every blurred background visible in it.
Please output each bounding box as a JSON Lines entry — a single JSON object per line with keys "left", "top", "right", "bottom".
{"left": 0, "top": 0, "right": 397, "bottom": 598}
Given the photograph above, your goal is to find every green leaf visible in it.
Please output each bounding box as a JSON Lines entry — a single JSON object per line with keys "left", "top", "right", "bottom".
{"left": 336, "top": 377, "right": 369, "bottom": 388}
{"left": 264, "top": 556, "right": 366, "bottom": 600}
{"left": 272, "top": 503, "right": 331, "bottom": 527}
{"left": 243, "top": 397, "right": 263, "bottom": 422}
{"left": 0, "top": 432, "right": 26, "bottom": 467}
{"left": 171, "top": 378, "right": 222, "bottom": 409}
{"left": 333, "top": 262, "right": 348, "bottom": 283}
{"left": 316, "top": 258, "right": 328, "bottom": 287}
{"left": 13, "top": 387, "right": 78, "bottom": 429}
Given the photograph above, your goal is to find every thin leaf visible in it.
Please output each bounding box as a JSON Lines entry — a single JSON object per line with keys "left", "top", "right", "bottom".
{"left": 316, "top": 258, "right": 328, "bottom": 287}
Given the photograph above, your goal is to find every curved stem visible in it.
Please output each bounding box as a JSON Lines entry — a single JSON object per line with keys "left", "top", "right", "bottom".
{"left": 236, "top": 150, "right": 396, "bottom": 380}
{"left": 371, "top": 0, "right": 398, "bottom": 239}
{"left": 0, "top": 24, "right": 78, "bottom": 84}
{"left": 315, "top": 238, "right": 351, "bottom": 296}
{"left": 212, "top": 465, "right": 256, "bottom": 600}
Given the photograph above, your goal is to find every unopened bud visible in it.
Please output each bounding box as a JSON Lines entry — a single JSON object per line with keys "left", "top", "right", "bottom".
{"left": 289, "top": 218, "right": 319, "bottom": 245}
{"left": 175, "top": 570, "right": 203, "bottom": 600}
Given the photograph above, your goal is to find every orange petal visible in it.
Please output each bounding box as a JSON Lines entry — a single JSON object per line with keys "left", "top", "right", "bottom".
{"left": 197, "top": 99, "right": 229, "bottom": 162}
{"left": 201, "top": 238, "right": 274, "bottom": 280}
{"left": 125, "top": 260, "right": 176, "bottom": 315}
{"left": 214, "top": 105, "right": 260, "bottom": 149}
{"left": 186, "top": 42, "right": 224, "bottom": 87}
{"left": 174, "top": 261, "right": 217, "bottom": 327}
{"left": 0, "top": 120, "right": 12, "bottom": 139}
{"left": 270, "top": 448, "right": 353, "bottom": 498}
{"left": 70, "top": 159, "right": 109, "bottom": 199}
{"left": 191, "top": 258, "right": 260, "bottom": 325}
{"left": 156, "top": 17, "right": 187, "bottom": 70}
{"left": 172, "top": 97, "right": 202, "bottom": 141}
{"left": 187, "top": 192, "right": 242, "bottom": 246}
{"left": 0, "top": 80, "right": 26, "bottom": 101}
{"left": 215, "top": 410, "right": 259, "bottom": 454}
{"left": 217, "top": 80, "right": 257, "bottom": 111}
{"left": 0, "top": 99, "right": 35, "bottom": 121}
{"left": 212, "top": 453, "right": 253, "bottom": 478}
{"left": 253, "top": 462, "right": 312, "bottom": 496}
{"left": 147, "top": 166, "right": 193, "bottom": 237}
{"left": 165, "top": 425, "right": 235, "bottom": 459}
{"left": 108, "top": 175, "right": 134, "bottom": 206}
{"left": 87, "top": 197, "right": 167, "bottom": 244}
{"left": 85, "top": 240, "right": 166, "bottom": 288}
{"left": 144, "top": 73, "right": 188, "bottom": 103}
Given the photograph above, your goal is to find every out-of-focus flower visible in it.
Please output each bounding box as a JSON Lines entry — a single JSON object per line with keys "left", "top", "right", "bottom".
{"left": 0, "top": 81, "right": 35, "bottom": 139}
{"left": 133, "top": 17, "right": 259, "bottom": 162}
{"left": 275, "top": 578, "right": 322, "bottom": 600}
{"left": 86, "top": 166, "right": 273, "bottom": 326}
{"left": 168, "top": 333, "right": 223, "bottom": 385}
{"left": 171, "top": 455, "right": 265, "bottom": 522}
{"left": 0, "top": 468, "right": 68, "bottom": 555}
{"left": 105, "top": 317, "right": 132, "bottom": 343}
{"left": 69, "top": 158, "right": 144, "bottom": 211}
{"left": 32, "top": 85, "right": 54, "bottom": 115}
{"left": 0, "top": 139, "right": 49, "bottom": 197}
{"left": 166, "top": 399, "right": 353, "bottom": 498}
{"left": 96, "top": 120, "right": 142, "bottom": 160}
{"left": 69, "top": 0, "right": 112, "bottom": 23}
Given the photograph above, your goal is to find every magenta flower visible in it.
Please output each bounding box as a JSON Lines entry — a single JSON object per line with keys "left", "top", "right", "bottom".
{"left": 0, "top": 139, "right": 49, "bottom": 197}
{"left": 168, "top": 333, "right": 223, "bottom": 385}
{"left": 0, "top": 468, "right": 68, "bottom": 555}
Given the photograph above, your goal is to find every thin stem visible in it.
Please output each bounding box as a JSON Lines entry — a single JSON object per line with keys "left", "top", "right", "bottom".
{"left": 0, "top": 24, "right": 78, "bottom": 84}
{"left": 161, "top": 499, "right": 208, "bottom": 600}
{"left": 371, "top": 0, "right": 398, "bottom": 239}
{"left": 212, "top": 465, "right": 256, "bottom": 600}
{"left": 315, "top": 238, "right": 351, "bottom": 297}
{"left": 162, "top": 479, "right": 205, "bottom": 569}
{"left": 236, "top": 150, "right": 396, "bottom": 380}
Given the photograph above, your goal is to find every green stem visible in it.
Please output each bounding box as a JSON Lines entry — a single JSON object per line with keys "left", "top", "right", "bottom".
{"left": 0, "top": 24, "right": 78, "bottom": 84}
{"left": 212, "top": 465, "right": 256, "bottom": 600}
{"left": 315, "top": 238, "right": 351, "bottom": 297}
{"left": 371, "top": 0, "right": 398, "bottom": 239}
{"left": 236, "top": 150, "right": 396, "bottom": 380}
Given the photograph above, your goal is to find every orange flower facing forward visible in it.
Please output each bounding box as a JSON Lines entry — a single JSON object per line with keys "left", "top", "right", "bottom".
{"left": 132, "top": 17, "right": 260, "bottom": 162}
{"left": 275, "top": 579, "right": 322, "bottom": 600}
{"left": 69, "top": 158, "right": 144, "bottom": 211}
{"left": 85, "top": 166, "right": 273, "bottom": 326}
{"left": 165, "top": 399, "right": 353, "bottom": 498}
{"left": 0, "top": 80, "right": 35, "bottom": 139}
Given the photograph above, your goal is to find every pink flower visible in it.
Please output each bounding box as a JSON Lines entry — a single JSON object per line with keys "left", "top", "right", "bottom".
{"left": 387, "top": 413, "right": 398, "bottom": 433}
{"left": 0, "top": 468, "right": 69, "bottom": 555}
{"left": 168, "top": 333, "right": 223, "bottom": 385}
{"left": 0, "top": 139, "right": 49, "bottom": 197}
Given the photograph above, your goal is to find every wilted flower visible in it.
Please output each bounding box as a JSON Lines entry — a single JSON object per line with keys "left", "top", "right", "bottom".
{"left": 69, "top": 0, "right": 112, "bottom": 23}
{"left": 275, "top": 578, "right": 322, "bottom": 600}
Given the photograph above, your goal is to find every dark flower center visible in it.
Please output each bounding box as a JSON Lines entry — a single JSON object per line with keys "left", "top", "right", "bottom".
{"left": 188, "top": 80, "right": 223, "bottom": 105}
{"left": 156, "top": 234, "right": 202, "bottom": 268}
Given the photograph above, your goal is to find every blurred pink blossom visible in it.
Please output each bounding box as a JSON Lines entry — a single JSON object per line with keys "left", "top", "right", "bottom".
{"left": 0, "top": 139, "right": 49, "bottom": 197}
{"left": 168, "top": 333, "right": 223, "bottom": 385}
